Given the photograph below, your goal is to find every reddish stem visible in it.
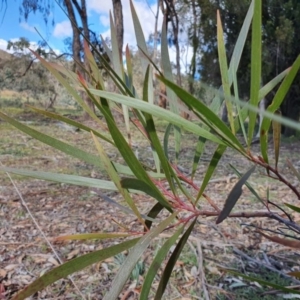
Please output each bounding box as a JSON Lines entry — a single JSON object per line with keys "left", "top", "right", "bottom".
{"left": 250, "top": 154, "right": 300, "bottom": 200}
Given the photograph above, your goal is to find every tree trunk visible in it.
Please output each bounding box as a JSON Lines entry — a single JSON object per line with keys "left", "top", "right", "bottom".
{"left": 157, "top": 0, "right": 169, "bottom": 109}
{"left": 64, "top": 0, "right": 81, "bottom": 69}
{"left": 153, "top": 0, "right": 160, "bottom": 64}
{"left": 66, "top": 0, "right": 95, "bottom": 116}
{"left": 162, "top": 0, "right": 188, "bottom": 118}
{"left": 75, "top": 0, "right": 95, "bottom": 114}
{"left": 188, "top": 0, "right": 198, "bottom": 96}
{"left": 112, "top": 0, "right": 124, "bottom": 60}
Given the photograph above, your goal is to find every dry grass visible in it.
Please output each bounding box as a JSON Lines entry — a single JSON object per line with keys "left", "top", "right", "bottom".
{"left": 1, "top": 106, "right": 300, "bottom": 299}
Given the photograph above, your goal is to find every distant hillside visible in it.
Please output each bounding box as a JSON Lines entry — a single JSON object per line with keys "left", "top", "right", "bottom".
{"left": 0, "top": 49, "right": 74, "bottom": 108}
{"left": 0, "top": 49, "right": 12, "bottom": 61}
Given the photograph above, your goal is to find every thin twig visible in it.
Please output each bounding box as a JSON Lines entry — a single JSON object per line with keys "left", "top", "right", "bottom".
{"left": 242, "top": 223, "right": 300, "bottom": 240}
{"left": 2, "top": 163, "right": 85, "bottom": 299}
{"left": 251, "top": 154, "right": 300, "bottom": 200}
{"left": 196, "top": 239, "right": 210, "bottom": 300}
{"left": 233, "top": 247, "right": 300, "bottom": 284}
{"left": 91, "top": 188, "right": 156, "bottom": 222}
{"left": 268, "top": 200, "right": 293, "bottom": 222}
{"left": 269, "top": 213, "right": 300, "bottom": 233}
{"left": 197, "top": 210, "right": 273, "bottom": 218}
{"left": 262, "top": 251, "right": 271, "bottom": 265}
{"left": 203, "top": 193, "right": 221, "bottom": 213}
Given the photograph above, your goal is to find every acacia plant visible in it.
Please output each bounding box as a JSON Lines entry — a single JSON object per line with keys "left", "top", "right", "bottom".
{"left": 1, "top": 0, "right": 300, "bottom": 298}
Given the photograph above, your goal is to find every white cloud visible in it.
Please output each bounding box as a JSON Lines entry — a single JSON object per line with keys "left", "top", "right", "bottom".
{"left": 0, "top": 39, "right": 9, "bottom": 52}
{"left": 86, "top": 0, "right": 195, "bottom": 73}
{"left": 100, "top": 15, "right": 109, "bottom": 27}
{"left": 87, "top": 0, "right": 162, "bottom": 49}
{"left": 87, "top": 0, "right": 112, "bottom": 14}
{"left": 0, "top": 39, "right": 35, "bottom": 54}
{"left": 20, "top": 22, "right": 36, "bottom": 33}
{"left": 53, "top": 20, "right": 72, "bottom": 38}
{"left": 0, "top": 38, "right": 61, "bottom": 57}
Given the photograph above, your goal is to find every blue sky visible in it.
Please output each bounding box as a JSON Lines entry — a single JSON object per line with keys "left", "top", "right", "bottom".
{"left": 0, "top": 0, "right": 161, "bottom": 54}
{"left": 0, "top": 0, "right": 193, "bottom": 73}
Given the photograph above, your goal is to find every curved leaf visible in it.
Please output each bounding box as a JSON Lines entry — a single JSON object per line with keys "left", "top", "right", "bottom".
{"left": 247, "top": 0, "right": 262, "bottom": 146}
{"left": 28, "top": 106, "right": 112, "bottom": 144}
{"left": 143, "top": 65, "right": 160, "bottom": 174}
{"left": 161, "top": 17, "right": 181, "bottom": 160}
{"left": 87, "top": 93, "right": 171, "bottom": 212}
{"left": 260, "top": 55, "right": 300, "bottom": 162}
{"left": 229, "top": 164, "right": 265, "bottom": 205}
{"left": 285, "top": 203, "right": 300, "bottom": 214}
{"left": 228, "top": 0, "right": 254, "bottom": 85}
{"left": 145, "top": 202, "right": 165, "bottom": 231}
{"left": 196, "top": 145, "right": 227, "bottom": 203}
{"left": 217, "top": 10, "right": 234, "bottom": 133}
{"left": 103, "top": 212, "right": 178, "bottom": 300}
{"left": 143, "top": 66, "right": 179, "bottom": 195}
{"left": 216, "top": 165, "right": 256, "bottom": 224}
{"left": 12, "top": 238, "right": 140, "bottom": 300}
{"left": 130, "top": 0, "right": 149, "bottom": 75}
{"left": 191, "top": 136, "right": 207, "bottom": 179}
{"left": 55, "top": 233, "right": 132, "bottom": 241}
{"left": 0, "top": 167, "right": 116, "bottom": 189}
{"left": 272, "top": 111, "right": 281, "bottom": 169}
{"left": 140, "top": 226, "right": 183, "bottom": 299}
{"left": 30, "top": 50, "right": 99, "bottom": 122}
{"left": 0, "top": 112, "right": 133, "bottom": 176}
{"left": 92, "top": 133, "right": 145, "bottom": 226}
{"left": 154, "top": 218, "right": 197, "bottom": 300}
{"left": 88, "top": 89, "right": 226, "bottom": 146}
{"left": 120, "top": 178, "right": 172, "bottom": 211}
{"left": 163, "top": 123, "right": 173, "bottom": 161}
{"left": 156, "top": 76, "right": 244, "bottom": 152}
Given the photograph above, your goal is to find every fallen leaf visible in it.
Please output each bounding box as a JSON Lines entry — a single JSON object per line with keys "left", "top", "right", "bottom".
{"left": 4, "top": 264, "right": 18, "bottom": 271}
{"left": 0, "top": 269, "right": 7, "bottom": 278}
{"left": 206, "top": 262, "right": 221, "bottom": 275}
{"left": 66, "top": 248, "right": 80, "bottom": 260}
{"left": 48, "top": 256, "right": 60, "bottom": 266}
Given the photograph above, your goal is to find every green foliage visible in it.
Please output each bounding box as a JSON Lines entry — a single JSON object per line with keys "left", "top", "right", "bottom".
{"left": 0, "top": 97, "right": 23, "bottom": 108}
{"left": 187, "top": 0, "right": 300, "bottom": 136}
{"left": 1, "top": 0, "right": 300, "bottom": 299}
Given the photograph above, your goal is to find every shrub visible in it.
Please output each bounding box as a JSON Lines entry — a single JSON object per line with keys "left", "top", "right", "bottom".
{"left": 1, "top": 0, "right": 300, "bottom": 299}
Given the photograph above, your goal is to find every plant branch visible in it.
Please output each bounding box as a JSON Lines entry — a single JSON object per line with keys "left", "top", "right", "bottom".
{"left": 251, "top": 154, "right": 300, "bottom": 200}
{"left": 197, "top": 210, "right": 274, "bottom": 218}
{"left": 233, "top": 248, "right": 300, "bottom": 284}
